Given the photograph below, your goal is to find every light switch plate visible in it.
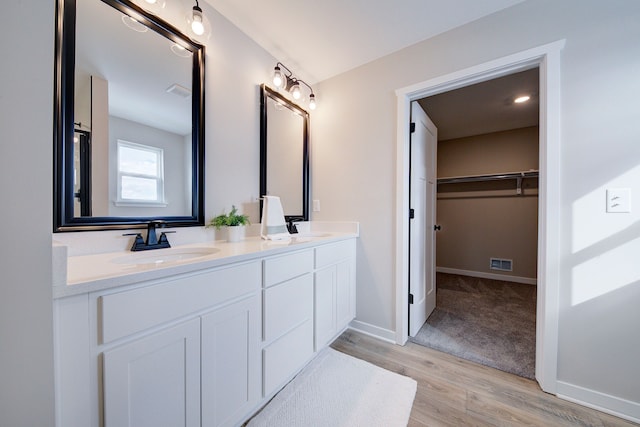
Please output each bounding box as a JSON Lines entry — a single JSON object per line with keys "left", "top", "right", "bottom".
{"left": 313, "top": 199, "right": 321, "bottom": 212}
{"left": 606, "top": 188, "right": 631, "bottom": 213}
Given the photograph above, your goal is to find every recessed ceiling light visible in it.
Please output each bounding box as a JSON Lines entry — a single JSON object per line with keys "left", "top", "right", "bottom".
{"left": 170, "top": 43, "right": 192, "bottom": 58}
{"left": 121, "top": 15, "right": 148, "bottom": 32}
{"left": 514, "top": 95, "right": 530, "bottom": 104}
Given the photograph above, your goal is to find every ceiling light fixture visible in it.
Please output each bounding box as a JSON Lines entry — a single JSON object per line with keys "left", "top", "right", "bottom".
{"left": 271, "top": 62, "right": 317, "bottom": 110}
{"left": 121, "top": 15, "right": 148, "bottom": 32}
{"left": 190, "top": 0, "right": 205, "bottom": 36}
{"left": 514, "top": 95, "right": 531, "bottom": 103}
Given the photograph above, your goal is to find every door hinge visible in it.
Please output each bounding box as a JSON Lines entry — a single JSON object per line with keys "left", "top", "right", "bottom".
{"left": 410, "top": 122, "right": 416, "bottom": 133}
{"left": 409, "top": 208, "right": 415, "bottom": 219}
{"left": 409, "top": 293, "right": 414, "bottom": 304}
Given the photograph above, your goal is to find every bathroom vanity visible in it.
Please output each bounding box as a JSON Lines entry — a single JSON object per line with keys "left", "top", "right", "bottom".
{"left": 53, "top": 227, "right": 357, "bottom": 427}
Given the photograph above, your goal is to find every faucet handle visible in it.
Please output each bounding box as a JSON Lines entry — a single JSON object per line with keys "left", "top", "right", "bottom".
{"left": 123, "top": 233, "right": 145, "bottom": 251}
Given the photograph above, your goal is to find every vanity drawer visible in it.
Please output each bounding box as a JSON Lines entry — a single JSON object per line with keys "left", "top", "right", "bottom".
{"left": 263, "top": 249, "right": 313, "bottom": 288}
{"left": 262, "top": 319, "right": 313, "bottom": 397}
{"left": 263, "top": 274, "right": 313, "bottom": 343}
{"left": 315, "top": 239, "right": 355, "bottom": 269}
{"left": 99, "top": 261, "right": 260, "bottom": 344}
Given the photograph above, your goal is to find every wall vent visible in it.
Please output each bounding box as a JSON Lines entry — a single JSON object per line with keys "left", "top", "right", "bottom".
{"left": 490, "top": 258, "right": 513, "bottom": 271}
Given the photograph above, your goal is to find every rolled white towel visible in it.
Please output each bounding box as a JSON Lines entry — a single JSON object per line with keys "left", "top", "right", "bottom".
{"left": 260, "top": 196, "right": 290, "bottom": 241}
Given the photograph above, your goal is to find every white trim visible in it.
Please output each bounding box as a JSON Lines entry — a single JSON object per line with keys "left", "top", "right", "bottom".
{"left": 557, "top": 381, "right": 640, "bottom": 424}
{"left": 436, "top": 267, "right": 537, "bottom": 285}
{"left": 347, "top": 320, "right": 396, "bottom": 343}
{"left": 394, "top": 40, "right": 565, "bottom": 394}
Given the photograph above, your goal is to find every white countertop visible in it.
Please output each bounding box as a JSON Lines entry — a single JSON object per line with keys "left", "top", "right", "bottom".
{"left": 54, "top": 230, "right": 357, "bottom": 299}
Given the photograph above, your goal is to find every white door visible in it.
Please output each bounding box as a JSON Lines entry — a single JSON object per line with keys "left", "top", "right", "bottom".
{"left": 409, "top": 101, "right": 437, "bottom": 337}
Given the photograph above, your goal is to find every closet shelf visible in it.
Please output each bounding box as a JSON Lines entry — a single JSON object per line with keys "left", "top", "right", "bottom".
{"left": 437, "top": 170, "right": 539, "bottom": 195}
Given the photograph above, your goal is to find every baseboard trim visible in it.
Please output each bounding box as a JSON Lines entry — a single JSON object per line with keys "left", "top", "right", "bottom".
{"left": 557, "top": 381, "right": 640, "bottom": 424}
{"left": 348, "top": 320, "right": 396, "bottom": 344}
{"left": 436, "top": 267, "right": 537, "bottom": 285}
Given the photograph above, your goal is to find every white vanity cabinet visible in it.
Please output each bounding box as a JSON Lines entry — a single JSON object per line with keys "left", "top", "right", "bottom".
{"left": 314, "top": 239, "right": 357, "bottom": 350}
{"left": 261, "top": 249, "right": 315, "bottom": 398}
{"left": 55, "top": 260, "right": 262, "bottom": 427}
{"left": 54, "top": 234, "right": 358, "bottom": 427}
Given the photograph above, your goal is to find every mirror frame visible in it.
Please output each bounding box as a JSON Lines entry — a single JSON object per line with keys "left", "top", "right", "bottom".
{"left": 53, "top": 0, "right": 205, "bottom": 231}
{"left": 259, "top": 84, "right": 310, "bottom": 222}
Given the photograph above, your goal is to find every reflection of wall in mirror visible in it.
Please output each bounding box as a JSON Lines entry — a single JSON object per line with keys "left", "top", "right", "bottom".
{"left": 74, "top": 71, "right": 91, "bottom": 129}
{"left": 108, "top": 116, "right": 191, "bottom": 217}
{"left": 266, "top": 99, "right": 304, "bottom": 215}
{"left": 73, "top": 72, "right": 92, "bottom": 217}
{"left": 92, "top": 75, "right": 110, "bottom": 216}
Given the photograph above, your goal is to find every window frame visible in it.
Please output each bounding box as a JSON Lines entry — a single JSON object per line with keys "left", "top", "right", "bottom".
{"left": 115, "top": 139, "right": 167, "bottom": 207}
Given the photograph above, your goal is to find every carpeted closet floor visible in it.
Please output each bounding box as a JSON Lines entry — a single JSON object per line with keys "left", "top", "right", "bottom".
{"left": 410, "top": 272, "right": 536, "bottom": 379}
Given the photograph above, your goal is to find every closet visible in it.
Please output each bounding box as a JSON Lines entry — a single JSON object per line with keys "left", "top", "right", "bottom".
{"left": 436, "top": 126, "right": 539, "bottom": 281}
{"left": 411, "top": 68, "right": 540, "bottom": 379}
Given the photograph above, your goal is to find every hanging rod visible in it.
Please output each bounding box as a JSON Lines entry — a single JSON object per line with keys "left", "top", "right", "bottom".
{"left": 437, "top": 170, "right": 539, "bottom": 185}
{"left": 437, "top": 170, "right": 539, "bottom": 196}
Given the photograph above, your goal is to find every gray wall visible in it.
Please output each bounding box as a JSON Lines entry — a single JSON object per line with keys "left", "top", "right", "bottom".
{"left": 436, "top": 127, "right": 539, "bottom": 280}
{"left": 312, "top": 0, "right": 640, "bottom": 416}
{"left": 2, "top": 0, "right": 639, "bottom": 424}
{"left": 108, "top": 116, "right": 190, "bottom": 217}
{"left": 0, "top": 1, "right": 55, "bottom": 426}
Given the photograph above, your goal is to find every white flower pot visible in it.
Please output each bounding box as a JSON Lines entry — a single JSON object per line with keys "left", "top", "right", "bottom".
{"left": 226, "top": 226, "right": 244, "bottom": 242}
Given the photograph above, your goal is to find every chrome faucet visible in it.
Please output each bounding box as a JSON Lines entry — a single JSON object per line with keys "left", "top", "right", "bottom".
{"left": 124, "top": 220, "right": 174, "bottom": 251}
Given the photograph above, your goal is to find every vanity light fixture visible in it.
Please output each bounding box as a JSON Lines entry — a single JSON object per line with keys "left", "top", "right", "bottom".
{"left": 514, "top": 95, "right": 531, "bottom": 103}
{"left": 190, "top": 0, "right": 205, "bottom": 36}
{"left": 271, "top": 62, "right": 317, "bottom": 110}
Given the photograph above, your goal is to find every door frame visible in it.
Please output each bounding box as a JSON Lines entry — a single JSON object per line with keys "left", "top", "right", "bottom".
{"left": 394, "top": 40, "right": 565, "bottom": 394}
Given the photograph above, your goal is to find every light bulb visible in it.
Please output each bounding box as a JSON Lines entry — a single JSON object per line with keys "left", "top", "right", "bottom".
{"left": 290, "top": 82, "right": 301, "bottom": 99}
{"left": 145, "top": 0, "right": 157, "bottom": 4}
{"left": 272, "top": 66, "right": 284, "bottom": 88}
{"left": 308, "top": 93, "right": 316, "bottom": 110}
{"left": 191, "top": 5, "right": 204, "bottom": 35}
{"left": 514, "top": 95, "right": 530, "bottom": 103}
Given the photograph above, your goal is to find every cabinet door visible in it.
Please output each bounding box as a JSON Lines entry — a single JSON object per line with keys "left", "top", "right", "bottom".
{"left": 103, "top": 319, "right": 200, "bottom": 427}
{"left": 335, "top": 259, "right": 355, "bottom": 330}
{"left": 314, "top": 266, "right": 337, "bottom": 350}
{"left": 201, "top": 296, "right": 260, "bottom": 427}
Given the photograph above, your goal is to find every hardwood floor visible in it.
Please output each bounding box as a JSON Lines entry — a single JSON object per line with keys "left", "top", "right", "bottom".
{"left": 331, "top": 330, "right": 638, "bottom": 427}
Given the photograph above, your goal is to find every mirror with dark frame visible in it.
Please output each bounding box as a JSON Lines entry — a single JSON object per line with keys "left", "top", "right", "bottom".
{"left": 260, "top": 85, "right": 310, "bottom": 222}
{"left": 54, "top": 0, "right": 205, "bottom": 231}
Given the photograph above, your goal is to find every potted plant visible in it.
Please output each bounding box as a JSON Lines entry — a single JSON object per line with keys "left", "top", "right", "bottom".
{"left": 208, "top": 205, "right": 250, "bottom": 242}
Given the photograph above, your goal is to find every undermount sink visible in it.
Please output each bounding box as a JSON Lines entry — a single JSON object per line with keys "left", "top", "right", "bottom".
{"left": 112, "top": 247, "right": 220, "bottom": 266}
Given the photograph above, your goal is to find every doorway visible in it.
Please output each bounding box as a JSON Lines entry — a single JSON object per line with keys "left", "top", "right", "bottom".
{"left": 394, "top": 40, "right": 565, "bottom": 393}
{"left": 408, "top": 69, "right": 540, "bottom": 378}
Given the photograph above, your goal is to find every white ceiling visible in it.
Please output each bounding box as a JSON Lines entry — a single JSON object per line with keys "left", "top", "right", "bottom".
{"left": 76, "top": 0, "right": 194, "bottom": 136}
{"left": 418, "top": 68, "right": 540, "bottom": 141}
{"left": 204, "top": 0, "right": 525, "bottom": 84}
